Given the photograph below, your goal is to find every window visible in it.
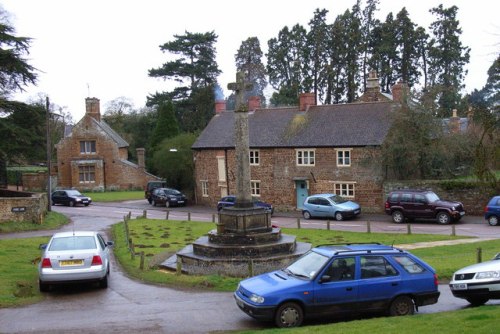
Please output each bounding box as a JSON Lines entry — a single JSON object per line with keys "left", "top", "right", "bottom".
{"left": 80, "top": 140, "right": 96, "bottom": 154}
{"left": 296, "top": 149, "right": 315, "bottom": 166}
{"left": 79, "top": 165, "right": 95, "bottom": 183}
{"left": 392, "top": 255, "right": 426, "bottom": 274}
{"left": 325, "top": 257, "right": 355, "bottom": 281}
{"left": 249, "top": 150, "right": 260, "bottom": 165}
{"left": 334, "top": 183, "right": 355, "bottom": 198}
{"left": 336, "top": 149, "right": 351, "bottom": 167}
{"left": 250, "top": 180, "right": 260, "bottom": 196}
{"left": 217, "top": 157, "right": 226, "bottom": 182}
{"left": 201, "top": 181, "right": 209, "bottom": 197}
{"left": 361, "top": 256, "right": 398, "bottom": 279}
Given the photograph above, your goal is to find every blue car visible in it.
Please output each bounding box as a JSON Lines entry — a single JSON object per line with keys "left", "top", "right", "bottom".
{"left": 217, "top": 195, "right": 273, "bottom": 215}
{"left": 302, "top": 193, "right": 360, "bottom": 221}
{"left": 485, "top": 195, "right": 500, "bottom": 226}
{"left": 234, "top": 243, "right": 440, "bottom": 328}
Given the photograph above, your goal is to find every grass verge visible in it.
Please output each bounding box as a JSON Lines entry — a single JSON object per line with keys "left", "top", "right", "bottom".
{"left": 86, "top": 190, "right": 145, "bottom": 202}
{"left": 0, "top": 211, "right": 69, "bottom": 233}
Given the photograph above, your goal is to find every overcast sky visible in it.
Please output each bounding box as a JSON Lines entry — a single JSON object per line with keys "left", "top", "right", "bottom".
{"left": 3, "top": 0, "right": 499, "bottom": 121}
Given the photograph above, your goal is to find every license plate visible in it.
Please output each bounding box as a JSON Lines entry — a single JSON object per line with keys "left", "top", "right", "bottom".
{"left": 60, "top": 259, "right": 84, "bottom": 266}
{"left": 82, "top": 201, "right": 88, "bottom": 204}
{"left": 452, "top": 283, "right": 467, "bottom": 290}
{"left": 178, "top": 201, "right": 184, "bottom": 204}
{"left": 460, "top": 211, "right": 465, "bottom": 216}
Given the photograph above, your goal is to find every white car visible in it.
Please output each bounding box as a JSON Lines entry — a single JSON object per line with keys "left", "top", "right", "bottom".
{"left": 449, "top": 253, "right": 500, "bottom": 306}
{"left": 38, "top": 231, "right": 113, "bottom": 292}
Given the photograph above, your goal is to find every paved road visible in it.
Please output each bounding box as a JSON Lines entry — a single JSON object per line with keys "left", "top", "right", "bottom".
{"left": 0, "top": 201, "right": 498, "bottom": 333}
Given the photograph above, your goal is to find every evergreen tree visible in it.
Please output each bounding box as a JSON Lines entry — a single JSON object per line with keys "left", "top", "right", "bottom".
{"left": 148, "top": 31, "right": 221, "bottom": 132}
{"left": 149, "top": 100, "right": 180, "bottom": 150}
{"left": 427, "top": 5, "right": 470, "bottom": 116}
{"left": 343, "top": 5, "right": 363, "bottom": 102}
{"left": 394, "top": 8, "right": 422, "bottom": 88}
{"left": 266, "top": 24, "right": 308, "bottom": 106}
{"left": 306, "top": 8, "right": 330, "bottom": 103}
{"left": 234, "top": 37, "right": 268, "bottom": 106}
{"left": 360, "top": 0, "right": 380, "bottom": 91}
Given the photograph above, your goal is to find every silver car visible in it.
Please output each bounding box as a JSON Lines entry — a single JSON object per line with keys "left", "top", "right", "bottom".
{"left": 449, "top": 253, "right": 500, "bottom": 305}
{"left": 38, "top": 231, "right": 113, "bottom": 292}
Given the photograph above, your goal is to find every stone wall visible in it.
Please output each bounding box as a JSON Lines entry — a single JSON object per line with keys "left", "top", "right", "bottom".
{"left": 383, "top": 181, "right": 496, "bottom": 216}
{"left": 0, "top": 190, "right": 48, "bottom": 224}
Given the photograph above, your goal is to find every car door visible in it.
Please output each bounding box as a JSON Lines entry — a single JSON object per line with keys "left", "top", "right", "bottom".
{"left": 357, "top": 255, "right": 401, "bottom": 311}
{"left": 312, "top": 198, "right": 332, "bottom": 217}
{"left": 310, "top": 257, "right": 358, "bottom": 316}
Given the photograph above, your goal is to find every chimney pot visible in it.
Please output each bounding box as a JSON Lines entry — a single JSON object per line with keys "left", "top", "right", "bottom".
{"left": 136, "top": 148, "right": 145, "bottom": 168}
{"left": 85, "top": 97, "right": 101, "bottom": 121}
{"left": 248, "top": 96, "right": 261, "bottom": 111}
{"left": 215, "top": 100, "right": 226, "bottom": 113}
{"left": 299, "top": 93, "right": 316, "bottom": 111}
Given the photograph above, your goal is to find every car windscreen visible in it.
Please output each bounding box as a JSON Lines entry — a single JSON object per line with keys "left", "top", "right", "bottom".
{"left": 425, "top": 192, "right": 440, "bottom": 202}
{"left": 328, "top": 195, "right": 347, "bottom": 204}
{"left": 66, "top": 190, "right": 83, "bottom": 196}
{"left": 49, "top": 236, "right": 97, "bottom": 251}
{"left": 284, "top": 250, "right": 330, "bottom": 279}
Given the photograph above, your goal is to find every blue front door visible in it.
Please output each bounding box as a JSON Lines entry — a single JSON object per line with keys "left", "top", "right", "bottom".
{"left": 296, "top": 181, "right": 308, "bottom": 210}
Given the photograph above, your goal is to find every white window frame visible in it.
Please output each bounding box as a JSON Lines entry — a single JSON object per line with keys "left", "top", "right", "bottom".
{"left": 78, "top": 165, "right": 95, "bottom": 183}
{"left": 80, "top": 140, "right": 96, "bottom": 154}
{"left": 201, "top": 180, "right": 209, "bottom": 197}
{"left": 296, "top": 149, "right": 315, "bottom": 166}
{"left": 217, "top": 156, "right": 226, "bottom": 182}
{"left": 336, "top": 148, "right": 352, "bottom": 167}
{"left": 249, "top": 150, "right": 260, "bottom": 166}
{"left": 334, "top": 182, "right": 355, "bottom": 198}
{"left": 250, "top": 180, "right": 261, "bottom": 196}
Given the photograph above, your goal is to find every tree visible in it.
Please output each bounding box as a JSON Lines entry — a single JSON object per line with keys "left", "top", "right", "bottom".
{"left": 360, "top": 0, "right": 380, "bottom": 92}
{"left": 306, "top": 8, "right": 330, "bottom": 103}
{"left": 234, "top": 37, "right": 268, "bottom": 106}
{"left": 149, "top": 100, "right": 180, "bottom": 150}
{"left": 148, "top": 31, "right": 221, "bottom": 132}
{"left": 427, "top": 4, "right": 470, "bottom": 116}
{"left": 151, "top": 133, "right": 197, "bottom": 194}
{"left": 0, "top": 8, "right": 38, "bottom": 187}
{"left": 266, "top": 24, "right": 309, "bottom": 106}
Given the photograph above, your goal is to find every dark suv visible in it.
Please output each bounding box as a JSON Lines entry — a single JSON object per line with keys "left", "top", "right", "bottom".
{"left": 385, "top": 189, "right": 465, "bottom": 224}
{"left": 145, "top": 180, "right": 167, "bottom": 204}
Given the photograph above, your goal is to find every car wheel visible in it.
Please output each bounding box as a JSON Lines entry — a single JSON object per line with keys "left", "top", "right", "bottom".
{"left": 99, "top": 272, "right": 109, "bottom": 289}
{"left": 488, "top": 215, "right": 499, "bottom": 226}
{"left": 84, "top": 203, "right": 89, "bottom": 207}
{"left": 147, "top": 198, "right": 152, "bottom": 204}
{"left": 436, "top": 212, "right": 451, "bottom": 224}
{"left": 152, "top": 200, "right": 157, "bottom": 207}
{"left": 334, "top": 212, "right": 344, "bottom": 221}
{"left": 39, "top": 280, "right": 50, "bottom": 292}
{"left": 466, "top": 297, "right": 488, "bottom": 306}
{"left": 275, "top": 302, "right": 303, "bottom": 328}
{"left": 165, "top": 201, "right": 170, "bottom": 208}
{"left": 392, "top": 210, "right": 404, "bottom": 224}
{"left": 389, "top": 296, "right": 414, "bottom": 316}
{"left": 68, "top": 200, "right": 75, "bottom": 207}
{"left": 302, "top": 211, "right": 312, "bottom": 219}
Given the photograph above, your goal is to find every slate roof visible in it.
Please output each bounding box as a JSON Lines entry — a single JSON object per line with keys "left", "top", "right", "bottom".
{"left": 62, "top": 116, "right": 129, "bottom": 148}
{"left": 192, "top": 101, "right": 397, "bottom": 149}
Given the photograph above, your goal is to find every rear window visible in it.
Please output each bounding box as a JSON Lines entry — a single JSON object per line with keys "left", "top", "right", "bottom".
{"left": 49, "top": 236, "right": 97, "bottom": 251}
{"left": 392, "top": 255, "right": 426, "bottom": 274}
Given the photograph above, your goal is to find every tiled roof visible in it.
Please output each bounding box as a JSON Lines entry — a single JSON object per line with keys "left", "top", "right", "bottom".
{"left": 192, "top": 101, "right": 396, "bottom": 149}
{"left": 94, "top": 118, "right": 129, "bottom": 148}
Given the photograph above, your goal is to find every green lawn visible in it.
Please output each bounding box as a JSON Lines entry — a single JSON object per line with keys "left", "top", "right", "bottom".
{"left": 85, "top": 190, "right": 145, "bottom": 202}
{"left": 0, "top": 211, "right": 68, "bottom": 233}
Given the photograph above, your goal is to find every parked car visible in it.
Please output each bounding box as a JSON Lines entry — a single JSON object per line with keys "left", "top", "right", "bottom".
{"left": 384, "top": 189, "right": 465, "bottom": 224}
{"left": 145, "top": 180, "right": 167, "bottom": 204}
{"left": 51, "top": 189, "right": 92, "bottom": 207}
{"left": 302, "top": 193, "right": 360, "bottom": 221}
{"left": 38, "top": 231, "right": 113, "bottom": 292}
{"left": 449, "top": 252, "right": 500, "bottom": 306}
{"left": 234, "top": 243, "right": 440, "bottom": 328}
{"left": 484, "top": 195, "right": 500, "bottom": 226}
{"left": 151, "top": 187, "right": 187, "bottom": 207}
{"left": 217, "top": 195, "right": 273, "bottom": 215}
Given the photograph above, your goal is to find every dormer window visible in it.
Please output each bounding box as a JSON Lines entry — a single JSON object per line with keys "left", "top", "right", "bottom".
{"left": 80, "top": 141, "right": 96, "bottom": 154}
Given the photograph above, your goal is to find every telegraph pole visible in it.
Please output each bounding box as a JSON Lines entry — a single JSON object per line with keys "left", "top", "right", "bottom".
{"left": 46, "top": 96, "right": 51, "bottom": 212}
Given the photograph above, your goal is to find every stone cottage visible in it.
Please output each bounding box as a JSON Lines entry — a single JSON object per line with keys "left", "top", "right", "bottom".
{"left": 192, "top": 75, "right": 406, "bottom": 213}
{"left": 55, "top": 97, "right": 160, "bottom": 191}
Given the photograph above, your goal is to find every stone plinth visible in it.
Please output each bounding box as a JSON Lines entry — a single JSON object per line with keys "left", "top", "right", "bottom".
{"left": 218, "top": 206, "right": 271, "bottom": 234}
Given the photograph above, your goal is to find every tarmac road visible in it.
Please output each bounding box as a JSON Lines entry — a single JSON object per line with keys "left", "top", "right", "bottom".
{"left": 0, "top": 201, "right": 498, "bottom": 333}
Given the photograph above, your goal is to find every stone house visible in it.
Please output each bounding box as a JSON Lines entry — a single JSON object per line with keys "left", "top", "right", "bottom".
{"left": 55, "top": 97, "right": 160, "bottom": 191}
{"left": 192, "top": 75, "right": 406, "bottom": 213}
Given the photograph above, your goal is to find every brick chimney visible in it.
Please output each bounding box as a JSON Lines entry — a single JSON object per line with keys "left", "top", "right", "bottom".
{"left": 299, "top": 93, "right": 316, "bottom": 111}
{"left": 450, "top": 109, "right": 460, "bottom": 133}
{"left": 136, "top": 148, "right": 145, "bottom": 168}
{"left": 85, "top": 97, "right": 101, "bottom": 121}
{"left": 248, "top": 96, "right": 261, "bottom": 111}
{"left": 391, "top": 81, "right": 408, "bottom": 103}
{"left": 215, "top": 100, "right": 226, "bottom": 113}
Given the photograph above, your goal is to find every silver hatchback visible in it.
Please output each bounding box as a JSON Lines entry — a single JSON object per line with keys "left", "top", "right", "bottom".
{"left": 38, "top": 231, "right": 113, "bottom": 292}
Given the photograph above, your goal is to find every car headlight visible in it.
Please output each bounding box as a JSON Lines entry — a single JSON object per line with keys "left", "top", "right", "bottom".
{"left": 476, "top": 271, "right": 500, "bottom": 279}
{"left": 249, "top": 294, "right": 265, "bottom": 304}
{"left": 75, "top": 198, "right": 82, "bottom": 202}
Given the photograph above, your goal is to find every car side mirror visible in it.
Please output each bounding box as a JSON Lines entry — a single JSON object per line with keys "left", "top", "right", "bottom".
{"left": 106, "top": 241, "right": 114, "bottom": 247}
{"left": 319, "top": 275, "right": 331, "bottom": 283}
{"left": 39, "top": 243, "right": 47, "bottom": 250}
{"left": 494, "top": 253, "right": 500, "bottom": 260}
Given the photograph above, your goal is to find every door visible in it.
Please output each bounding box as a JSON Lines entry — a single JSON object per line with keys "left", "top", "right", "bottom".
{"left": 296, "top": 180, "right": 308, "bottom": 210}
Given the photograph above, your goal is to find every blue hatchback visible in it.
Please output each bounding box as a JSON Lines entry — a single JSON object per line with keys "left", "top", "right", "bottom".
{"left": 302, "top": 193, "right": 360, "bottom": 221}
{"left": 217, "top": 195, "right": 273, "bottom": 215}
{"left": 234, "top": 243, "right": 440, "bottom": 327}
{"left": 485, "top": 195, "right": 500, "bottom": 226}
